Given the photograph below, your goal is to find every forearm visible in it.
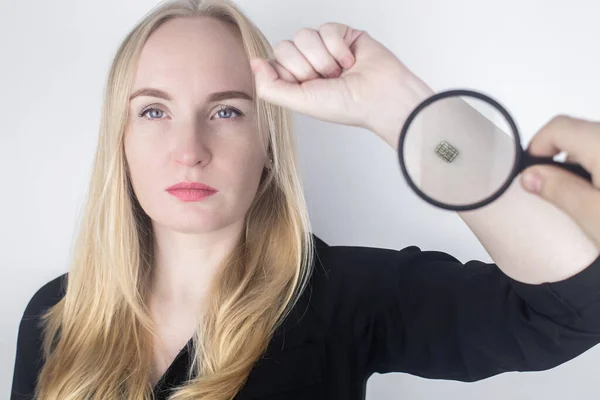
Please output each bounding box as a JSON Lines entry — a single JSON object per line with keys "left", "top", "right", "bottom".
{"left": 459, "top": 178, "right": 598, "bottom": 283}
{"left": 374, "top": 75, "right": 599, "bottom": 284}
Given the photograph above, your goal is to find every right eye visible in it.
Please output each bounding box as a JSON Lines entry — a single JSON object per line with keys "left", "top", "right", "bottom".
{"left": 138, "top": 107, "right": 168, "bottom": 120}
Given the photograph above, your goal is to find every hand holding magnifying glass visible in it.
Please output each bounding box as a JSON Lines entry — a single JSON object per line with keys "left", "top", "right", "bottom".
{"left": 520, "top": 115, "right": 600, "bottom": 247}
{"left": 397, "top": 90, "right": 592, "bottom": 212}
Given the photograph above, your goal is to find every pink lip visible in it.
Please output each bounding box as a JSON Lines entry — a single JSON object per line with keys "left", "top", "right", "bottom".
{"left": 166, "top": 181, "right": 218, "bottom": 191}
{"left": 166, "top": 181, "right": 218, "bottom": 202}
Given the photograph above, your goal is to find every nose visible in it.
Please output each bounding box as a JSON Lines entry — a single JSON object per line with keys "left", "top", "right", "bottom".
{"left": 172, "top": 120, "right": 212, "bottom": 167}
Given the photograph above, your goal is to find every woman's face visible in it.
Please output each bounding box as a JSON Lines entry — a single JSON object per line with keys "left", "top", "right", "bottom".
{"left": 124, "top": 17, "right": 266, "bottom": 234}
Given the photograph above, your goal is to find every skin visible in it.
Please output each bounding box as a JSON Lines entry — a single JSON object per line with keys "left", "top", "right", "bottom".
{"left": 123, "top": 16, "right": 266, "bottom": 382}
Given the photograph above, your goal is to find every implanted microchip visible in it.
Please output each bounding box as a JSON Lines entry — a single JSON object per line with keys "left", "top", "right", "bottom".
{"left": 435, "top": 141, "right": 459, "bottom": 162}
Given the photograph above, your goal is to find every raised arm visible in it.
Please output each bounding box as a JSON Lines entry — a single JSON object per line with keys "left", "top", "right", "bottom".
{"left": 250, "top": 23, "right": 599, "bottom": 284}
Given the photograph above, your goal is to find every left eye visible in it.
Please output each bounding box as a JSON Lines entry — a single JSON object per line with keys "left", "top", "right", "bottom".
{"left": 213, "top": 106, "right": 243, "bottom": 120}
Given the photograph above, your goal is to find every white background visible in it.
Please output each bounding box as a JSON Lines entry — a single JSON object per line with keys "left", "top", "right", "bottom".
{"left": 2, "top": 0, "right": 599, "bottom": 398}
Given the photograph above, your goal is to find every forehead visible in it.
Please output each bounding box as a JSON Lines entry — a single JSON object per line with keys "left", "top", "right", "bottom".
{"left": 133, "top": 16, "right": 253, "bottom": 95}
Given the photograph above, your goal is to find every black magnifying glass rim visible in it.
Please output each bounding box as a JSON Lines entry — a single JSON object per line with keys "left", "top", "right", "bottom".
{"left": 397, "top": 89, "right": 523, "bottom": 212}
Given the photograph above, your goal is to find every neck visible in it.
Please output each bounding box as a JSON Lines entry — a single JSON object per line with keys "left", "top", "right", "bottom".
{"left": 150, "top": 219, "right": 245, "bottom": 308}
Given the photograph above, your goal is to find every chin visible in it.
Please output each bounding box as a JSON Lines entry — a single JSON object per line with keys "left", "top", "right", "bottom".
{"left": 152, "top": 208, "right": 242, "bottom": 235}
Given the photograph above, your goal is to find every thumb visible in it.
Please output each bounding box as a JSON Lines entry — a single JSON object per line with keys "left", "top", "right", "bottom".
{"left": 521, "top": 165, "right": 600, "bottom": 244}
{"left": 250, "top": 58, "right": 307, "bottom": 109}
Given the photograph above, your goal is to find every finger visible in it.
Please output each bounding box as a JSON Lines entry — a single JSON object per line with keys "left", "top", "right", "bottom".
{"left": 293, "top": 28, "right": 342, "bottom": 78}
{"left": 526, "top": 115, "right": 600, "bottom": 180}
{"left": 273, "top": 40, "right": 320, "bottom": 82}
{"left": 565, "top": 152, "right": 576, "bottom": 164}
{"left": 250, "top": 57, "right": 307, "bottom": 108}
{"left": 271, "top": 60, "right": 299, "bottom": 84}
{"left": 521, "top": 165, "right": 600, "bottom": 245}
{"left": 318, "top": 23, "right": 357, "bottom": 69}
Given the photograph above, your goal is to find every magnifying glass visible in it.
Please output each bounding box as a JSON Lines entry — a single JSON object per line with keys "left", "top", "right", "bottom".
{"left": 397, "top": 89, "right": 592, "bottom": 212}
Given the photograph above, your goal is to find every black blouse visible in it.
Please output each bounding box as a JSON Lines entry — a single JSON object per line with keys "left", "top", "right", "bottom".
{"left": 11, "top": 235, "right": 600, "bottom": 399}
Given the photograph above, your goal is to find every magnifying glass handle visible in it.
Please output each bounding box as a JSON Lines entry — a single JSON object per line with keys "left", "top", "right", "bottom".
{"left": 559, "top": 161, "right": 593, "bottom": 182}
{"left": 523, "top": 154, "right": 592, "bottom": 182}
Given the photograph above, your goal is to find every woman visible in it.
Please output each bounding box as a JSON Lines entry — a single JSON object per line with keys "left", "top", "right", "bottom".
{"left": 10, "top": 0, "right": 600, "bottom": 399}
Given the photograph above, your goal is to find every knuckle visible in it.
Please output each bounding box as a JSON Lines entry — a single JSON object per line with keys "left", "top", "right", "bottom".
{"left": 273, "top": 40, "right": 294, "bottom": 56}
{"left": 318, "top": 22, "right": 341, "bottom": 36}
{"left": 535, "top": 114, "right": 574, "bottom": 144}
{"left": 548, "top": 114, "right": 574, "bottom": 130}
{"left": 294, "top": 28, "right": 318, "bottom": 44}
{"left": 551, "top": 114, "right": 572, "bottom": 123}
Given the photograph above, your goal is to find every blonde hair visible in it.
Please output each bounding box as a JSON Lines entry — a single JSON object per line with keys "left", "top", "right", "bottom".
{"left": 35, "top": 0, "right": 315, "bottom": 399}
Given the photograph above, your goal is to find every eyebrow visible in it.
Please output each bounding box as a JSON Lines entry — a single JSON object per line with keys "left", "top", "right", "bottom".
{"left": 128, "top": 88, "right": 253, "bottom": 102}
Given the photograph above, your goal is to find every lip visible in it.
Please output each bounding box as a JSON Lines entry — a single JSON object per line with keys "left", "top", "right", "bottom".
{"left": 166, "top": 181, "right": 218, "bottom": 202}
{"left": 166, "top": 181, "right": 218, "bottom": 191}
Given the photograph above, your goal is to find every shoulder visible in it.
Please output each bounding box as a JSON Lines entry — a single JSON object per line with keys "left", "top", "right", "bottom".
{"left": 17, "top": 273, "right": 68, "bottom": 347}
{"left": 12, "top": 274, "right": 68, "bottom": 399}
{"left": 20, "top": 273, "right": 68, "bottom": 325}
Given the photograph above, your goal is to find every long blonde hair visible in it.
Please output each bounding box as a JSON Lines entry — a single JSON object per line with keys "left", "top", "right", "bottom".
{"left": 35, "top": 1, "right": 315, "bottom": 398}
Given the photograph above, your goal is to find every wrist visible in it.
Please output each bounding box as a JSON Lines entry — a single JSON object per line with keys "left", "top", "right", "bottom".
{"left": 366, "top": 71, "right": 434, "bottom": 151}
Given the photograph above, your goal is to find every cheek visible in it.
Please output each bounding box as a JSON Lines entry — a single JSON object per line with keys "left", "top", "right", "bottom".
{"left": 124, "top": 132, "right": 166, "bottom": 197}
{"left": 213, "top": 141, "right": 265, "bottom": 208}
{"left": 226, "top": 149, "right": 265, "bottom": 192}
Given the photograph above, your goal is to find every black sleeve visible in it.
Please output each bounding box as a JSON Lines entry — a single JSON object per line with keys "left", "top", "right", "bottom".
{"left": 310, "top": 245, "right": 600, "bottom": 382}
{"left": 11, "top": 274, "right": 67, "bottom": 400}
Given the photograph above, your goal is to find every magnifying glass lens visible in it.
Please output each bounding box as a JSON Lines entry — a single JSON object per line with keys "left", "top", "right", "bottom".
{"left": 402, "top": 95, "right": 517, "bottom": 208}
